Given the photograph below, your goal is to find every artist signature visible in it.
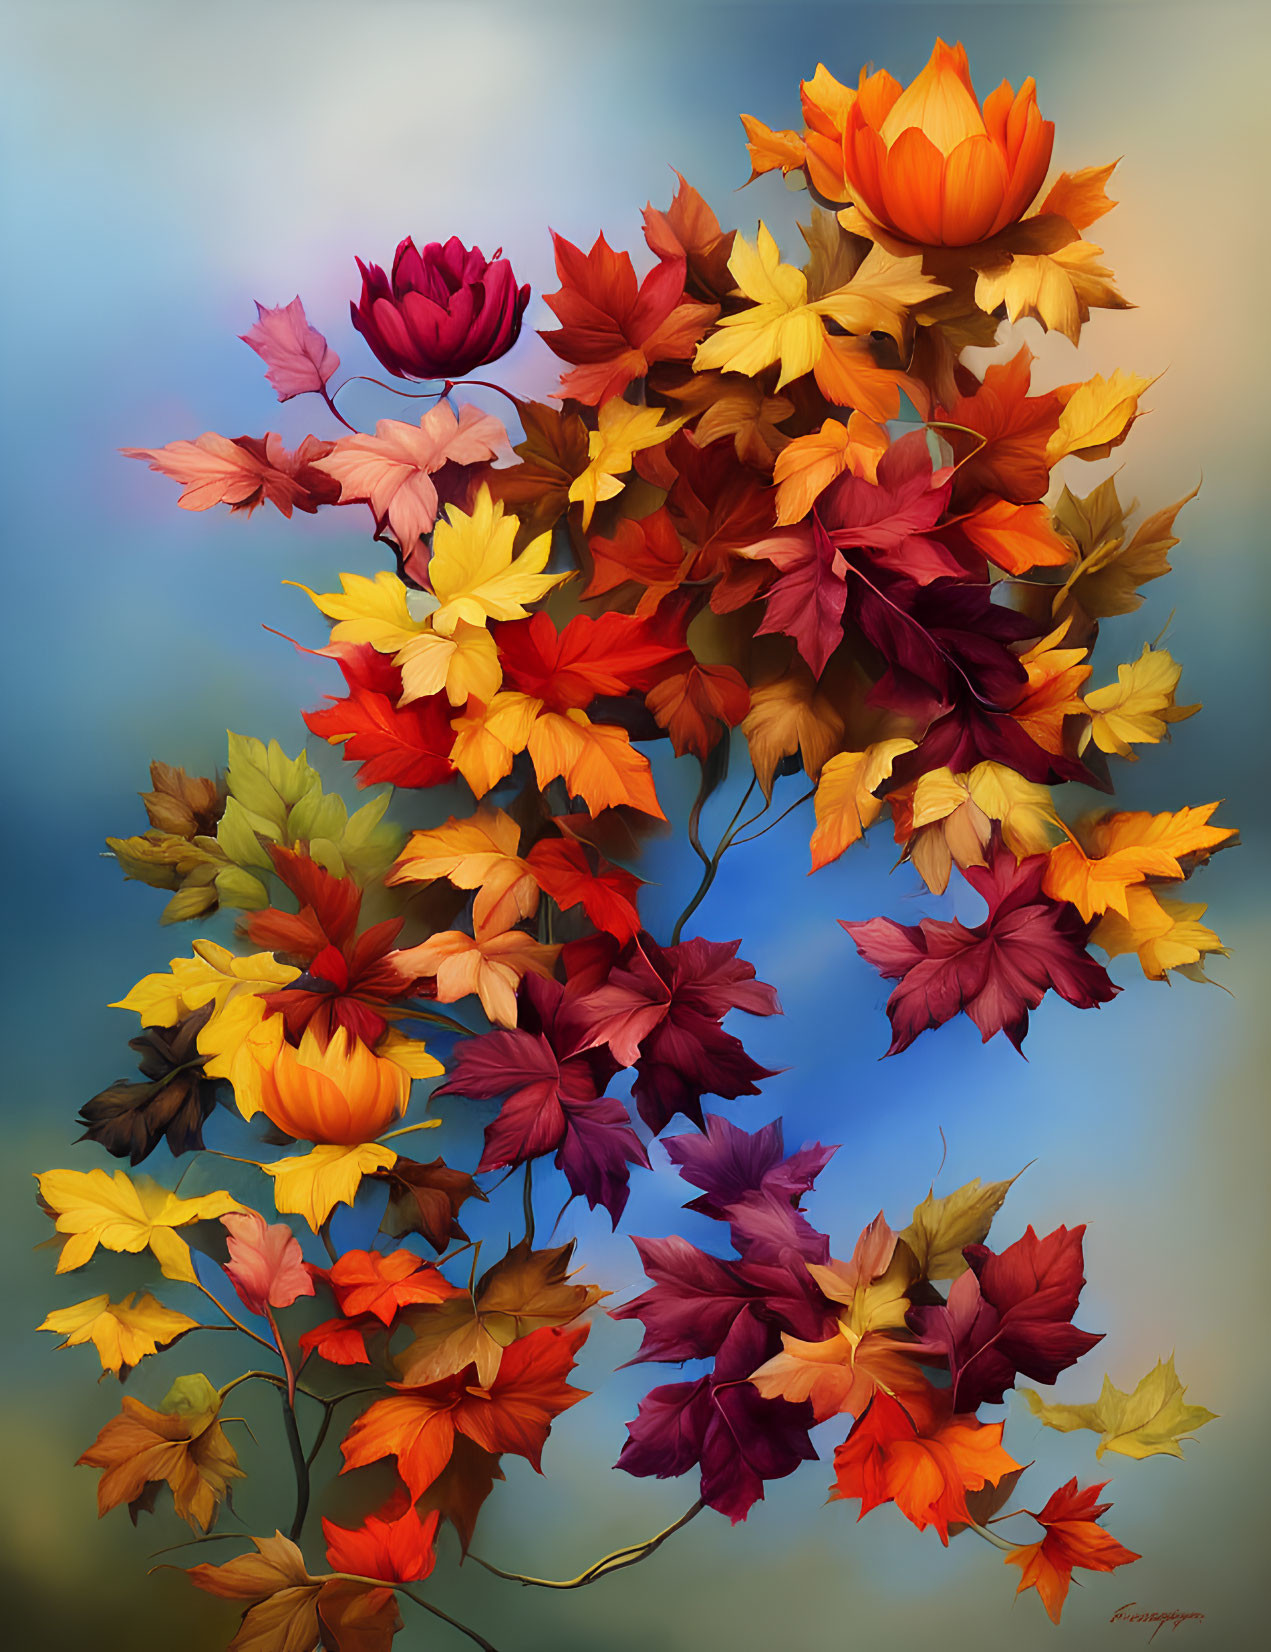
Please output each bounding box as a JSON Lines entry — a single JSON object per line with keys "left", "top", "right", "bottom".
{"left": 1110, "top": 1603, "right": 1206, "bottom": 1640}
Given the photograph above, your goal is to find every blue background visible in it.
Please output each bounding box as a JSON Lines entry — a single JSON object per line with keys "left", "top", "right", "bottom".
{"left": 2, "top": 3, "right": 1268, "bottom": 1648}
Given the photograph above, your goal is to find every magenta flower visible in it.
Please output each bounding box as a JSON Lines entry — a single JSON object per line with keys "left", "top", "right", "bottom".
{"left": 350, "top": 235, "right": 531, "bottom": 381}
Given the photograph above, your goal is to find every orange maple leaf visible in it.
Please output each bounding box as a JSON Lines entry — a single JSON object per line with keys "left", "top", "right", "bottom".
{"left": 939, "top": 348, "right": 1062, "bottom": 507}
{"left": 1005, "top": 1478, "right": 1140, "bottom": 1624}
{"left": 830, "top": 1389, "right": 1021, "bottom": 1544}
{"left": 339, "top": 1323, "right": 589, "bottom": 1500}
{"left": 1043, "top": 803, "right": 1235, "bottom": 921}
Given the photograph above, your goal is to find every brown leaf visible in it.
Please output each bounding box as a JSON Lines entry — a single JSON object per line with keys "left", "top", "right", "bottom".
{"left": 415, "top": 1433, "right": 506, "bottom": 1554}
{"left": 483, "top": 399, "right": 590, "bottom": 542}
{"left": 373, "top": 1156, "right": 487, "bottom": 1253}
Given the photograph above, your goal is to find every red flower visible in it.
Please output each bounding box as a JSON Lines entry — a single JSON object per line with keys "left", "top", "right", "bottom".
{"left": 351, "top": 235, "right": 530, "bottom": 382}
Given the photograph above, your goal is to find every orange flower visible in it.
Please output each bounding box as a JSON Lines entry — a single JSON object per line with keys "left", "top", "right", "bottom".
{"left": 257, "top": 1025, "right": 410, "bottom": 1145}
{"left": 838, "top": 39, "right": 1054, "bottom": 246}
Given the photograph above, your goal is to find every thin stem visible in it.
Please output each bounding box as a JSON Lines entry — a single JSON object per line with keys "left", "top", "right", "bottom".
{"left": 965, "top": 1518, "right": 1017, "bottom": 1553}
{"left": 330, "top": 374, "right": 442, "bottom": 401}
{"left": 219, "top": 1369, "right": 284, "bottom": 1399}
{"left": 278, "top": 1385, "right": 310, "bottom": 1542}
{"left": 193, "top": 1282, "right": 278, "bottom": 1357}
{"left": 328, "top": 1576, "right": 502, "bottom": 1652}
{"left": 267, "top": 1307, "right": 298, "bottom": 1405}
{"left": 379, "top": 1119, "right": 444, "bottom": 1143}
{"left": 471, "top": 1498, "right": 704, "bottom": 1590}
{"left": 670, "top": 778, "right": 757, "bottom": 945}
{"left": 320, "top": 384, "right": 358, "bottom": 433}
{"left": 731, "top": 786, "right": 816, "bottom": 846}
{"left": 522, "top": 1157, "right": 535, "bottom": 1248}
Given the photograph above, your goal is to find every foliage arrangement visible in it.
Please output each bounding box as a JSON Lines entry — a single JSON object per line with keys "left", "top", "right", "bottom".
{"left": 37, "top": 39, "right": 1229, "bottom": 1649}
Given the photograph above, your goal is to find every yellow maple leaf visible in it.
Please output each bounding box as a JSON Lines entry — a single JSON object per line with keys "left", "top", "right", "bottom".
{"left": 376, "top": 1027, "right": 447, "bottom": 1081}
{"left": 568, "top": 400, "right": 684, "bottom": 529}
{"left": 1021, "top": 1355, "right": 1216, "bottom": 1460}
{"left": 899, "top": 1173, "right": 1023, "bottom": 1280}
{"left": 1010, "top": 621, "right": 1092, "bottom": 757}
{"left": 39, "top": 1292, "right": 199, "bottom": 1377}
{"left": 35, "top": 1168, "right": 243, "bottom": 1281}
{"left": 111, "top": 940, "right": 300, "bottom": 1029}
{"left": 1043, "top": 803, "right": 1236, "bottom": 922}
{"left": 1055, "top": 485, "right": 1199, "bottom": 621}
{"left": 773, "top": 413, "right": 888, "bottom": 526}
{"left": 809, "top": 740, "right": 916, "bottom": 870}
{"left": 261, "top": 1142, "right": 399, "bottom": 1232}
{"left": 906, "top": 763, "right": 1061, "bottom": 883}
{"left": 1047, "top": 370, "right": 1158, "bottom": 464}
{"left": 289, "top": 568, "right": 417, "bottom": 650}
{"left": 1090, "top": 886, "right": 1228, "bottom": 982}
{"left": 694, "top": 223, "right": 943, "bottom": 389}
{"left": 389, "top": 806, "right": 539, "bottom": 932}
{"left": 1083, "top": 644, "right": 1199, "bottom": 759}
{"left": 429, "top": 484, "right": 568, "bottom": 631}
{"left": 973, "top": 238, "right": 1131, "bottom": 345}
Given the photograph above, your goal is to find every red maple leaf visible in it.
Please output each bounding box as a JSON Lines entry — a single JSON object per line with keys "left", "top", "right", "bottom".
{"left": 540, "top": 233, "right": 717, "bottom": 405}
{"left": 645, "top": 662, "right": 751, "bottom": 761}
{"left": 304, "top": 645, "right": 456, "bottom": 789}
{"left": 525, "top": 835, "right": 644, "bottom": 943}
{"left": 323, "top": 1497, "right": 440, "bottom": 1585}
{"left": 493, "top": 610, "right": 688, "bottom": 712}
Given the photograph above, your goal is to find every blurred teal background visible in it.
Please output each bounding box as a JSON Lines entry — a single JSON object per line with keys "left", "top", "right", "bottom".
{"left": 3, "top": 2, "right": 1269, "bottom": 1648}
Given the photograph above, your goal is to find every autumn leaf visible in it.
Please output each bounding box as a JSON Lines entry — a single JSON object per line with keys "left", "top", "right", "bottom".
{"left": 304, "top": 653, "right": 458, "bottom": 790}
{"left": 1020, "top": 1355, "right": 1217, "bottom": 1460}
{"left": 312, "top": 402, "right": 507, "bottom": 552}
{"left": 645, "top": 662, "right": 750, "bottom": 763}
{"left": 1055, "top": 484, "right": 1199, "bottom": 620}
{"left": 830, "top": 1390, "right": 1021, "bottom": 1545}
{"left": 392, "top": 924, "right": 559, "bottom": 1029}
{"left": 568, "top": 399, "right": 684, "bottom": 529}
{"left": 1009, "top": 621, "right": 1092, "bottom": 756}
{"left": 260, "top": 1142, "right": 400, "bottom": 1232}
{"left": 525, "top": 835, "right": 644, "bottom": 943}
{"left": 1091, "top": 888, "right": 1228, "bottom": 983}
{"left": 584, "top": 507, "right": 693, "bottom": 614}
{"left": 342, "top": 1323, "right": 590, "bottom": 1498}
{"left": 187, "top": 1531, "right": 401, "bottom": 1652}
{"left": 35, "top": 1167, "right": 243, "bottom": 1282}
{"left": 111, "top": 939, "right": 299, "bottom": 1031}
{"left": 899, "top": 1172, "right": 1023, "bottom": 1281}
{"left": 323, "top": 1500, "right": 441, "bottom": 1583}
{"left": 388, "top": 806, "right": 539, "bottom": 933}
{"left": 394, "top": 1241, "right": 603, "bottom": 1389}
{"left": 911, "top": 762, "right": 1064, "bottom": 862}
{"left": 973, "top": 236, "right": 1131, "bottom": 345}
{"left": 739, "top": 113, "right": 806, "bottom": 180}
{"left": 527, "top": 708, "right": 666, "bottom": 819}
{"left": 78, "top": 1372, "right": 244, "bottom": 1532}
{"left": 447, "top": 690, "right": 542, "bottom": 797}
{"left": 123, "top": 432, "right": 339, "bottom": 518}
{"left": 1083, "top": 644, "right": 1198, "bottom": 758}
{"left": 39, "top": 1293, "right": 199, "bottom": 1379}
{"left": 239, "top": 297, "right": 339, "bottom": 401}
{"left": 661, "top": 371, "right": 794, "bottom": 469}
{"left": 484, "top": 398, "right": 590, "bottom": 540}
{"left": 373, "top": 1156, "right": 486, "bottom": 1252}
{"left": 540, "top": 232, "right": 718, "bottom": 404}
{"left": 939, "top": 348, "right": 1061, "bottom": 506}
{"left": 428, "top": 484, "right": 568, "bottom": 633}
{"left": 957, "top": 496, "right": 1074, "bottom": 576}
{"left": 1047, "top": 370, "right": 1156, "bottom": 464}
{"left": 220, "top": 1210, "right": 315, "bottom": 1317}
{"left": 809, "top": 741, "right": 916, "bottom": 870}
{"left": 641, "top": 173, "right": 737, "bottom": 302}
{"left": 1004, "top": 1479, "right": 1140, "bottom": 1624}
{"left": 742, "top": 664, "right": 845, "bottom": 800}
{"left": 773, "top": 414, "right": 888, "bottom": 527}
{"left": 78, "top": 1008, "right": 224, "bottom": 1165}
{"left": 1042, "top": 803, "right": 1236, "bottom": 921}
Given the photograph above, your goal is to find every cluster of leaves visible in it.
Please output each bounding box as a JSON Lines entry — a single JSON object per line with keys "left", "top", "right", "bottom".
{"left": 37, "top": 36, "right": 1226, "bottom": 1650}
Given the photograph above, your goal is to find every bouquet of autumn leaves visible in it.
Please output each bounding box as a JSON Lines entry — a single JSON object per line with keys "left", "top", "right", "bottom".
{"left": 35, "top": 38, "right": 1226, "bottom": 1649}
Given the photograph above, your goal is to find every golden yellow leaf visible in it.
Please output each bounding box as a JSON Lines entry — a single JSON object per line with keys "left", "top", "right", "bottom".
{"left": 39, "top": 1292, "right": 199, "bottom": 1377}
{"left": 35, "top": 1168, "right": 243, "bottom": 1281}
{"left": 739, "top": 112, "right": 806, "bottom": 179}
{"left": 974, "top": 238, "right": 1131, "bottom": 345}
{"left": 261, "top": 1142, "right": 398, "bottom": 1232}
{"left": 964, "top": 762, "right": 1063, "bottom": 858}
{"left": 1090, "top": 886, "right": 1228, "bottom": 982}
{"left": 1010, "top": 621, "right": 1092, "bottom": 756}
{"left": 111, "top": 941, "right": 300, "bottom": 1029}
{"left": 1047, "top": 370, "right": 1157, "bottom": 464}
{"left": 1021, "top": 1355, "right": 1216, "bottom": 1460}
{"left": 568, "top": 401, "right": 683, "bottom": 528}
{"left": 1083, "top": 644, "right": 1198, "bottom": 759}
{"left": 1055, "top": 485, "right": 1199, "bottom": 621}
{"left": 809, "top": 740, "right": 916, "bottom": 870}
{"left": 198, "top": 995, "right": 287, "bottom": 1122}
{"left": 429, "top": 484, "right": 568, "bottom": 631}
{"left": 899, "top": 1172, "right": 1023, "bottom": 1280}
{"left": 376, "top": 1027, "right": 447, "bottom": 1082}
{"left": 1044, "top": 803, "right": 1236, "bottom": 922}
{"left": 814, "top": 240, "right": 946, "bottom": 344}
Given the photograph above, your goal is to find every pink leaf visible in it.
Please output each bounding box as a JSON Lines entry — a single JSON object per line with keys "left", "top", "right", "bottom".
{"left": 221, "top": 1209, "right": 316, "bottom": 1316}
{"left": 240, "top": 296, "right": 340, "bottom": 401}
